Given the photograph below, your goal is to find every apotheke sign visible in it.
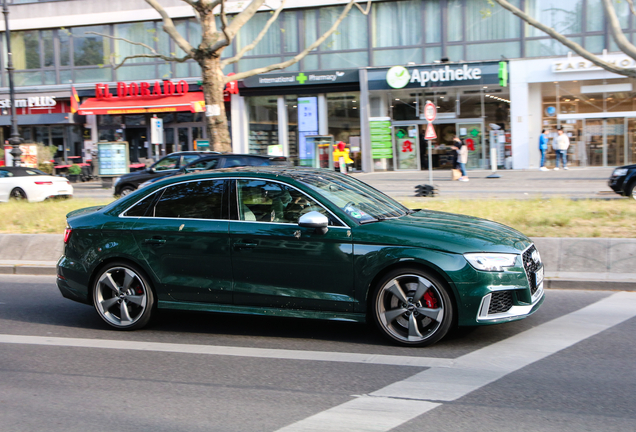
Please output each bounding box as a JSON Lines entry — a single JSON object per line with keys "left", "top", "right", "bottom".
{"left": 369, "top": 61, "right": 502, "bottom": 90}
{"left": 0, "top": 96, "right": 56, "bottom": 108}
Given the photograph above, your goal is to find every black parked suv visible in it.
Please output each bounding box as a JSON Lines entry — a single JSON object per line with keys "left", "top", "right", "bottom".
{"left": 608, "top": 164, "right": 636, "bottom": 200}
{"left": 114, "top": 151, "right": 218, "bottom": 196}
{"left": 137, "top": 154, "right": 288, "bottom": 189}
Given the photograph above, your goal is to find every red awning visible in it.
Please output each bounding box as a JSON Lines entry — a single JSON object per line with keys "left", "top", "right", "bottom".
{"left": 78, "top": 92, "right": 205, "bottom": 115}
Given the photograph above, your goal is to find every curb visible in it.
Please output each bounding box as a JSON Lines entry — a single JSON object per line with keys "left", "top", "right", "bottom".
{"left": 0, "top": 265, "right": 57, "bottom": 276}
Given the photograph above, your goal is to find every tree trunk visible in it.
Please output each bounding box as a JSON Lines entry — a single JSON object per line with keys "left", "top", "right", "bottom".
{"left": 200, "top": 56, "right": 232, "bottom": 153}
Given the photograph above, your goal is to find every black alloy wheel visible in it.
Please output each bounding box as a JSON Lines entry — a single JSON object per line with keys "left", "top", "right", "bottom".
{"left": 10, "top": 188, "right": 27, "bottom": 201}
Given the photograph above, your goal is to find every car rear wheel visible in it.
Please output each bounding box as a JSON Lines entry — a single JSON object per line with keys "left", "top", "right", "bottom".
{"left": 93, "top": 262, "right": 154, "bottom": 330}
{"left": 9, "top": 188, "right": 27, "bottom": 200}
{"left": 371, "top": 268, "right": 453, "bottom": 347}
{"left": 119, "top": 186, "right": 136, "bottom": 196}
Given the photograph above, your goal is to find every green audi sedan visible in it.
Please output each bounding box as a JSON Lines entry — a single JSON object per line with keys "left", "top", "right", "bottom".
{"left": 57, "top": 167, "right": 544, "bottom": 347}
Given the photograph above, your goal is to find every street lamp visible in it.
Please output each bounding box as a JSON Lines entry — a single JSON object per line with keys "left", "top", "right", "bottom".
{"left": 2, "top": 0, "right": 22, "bottom": 166}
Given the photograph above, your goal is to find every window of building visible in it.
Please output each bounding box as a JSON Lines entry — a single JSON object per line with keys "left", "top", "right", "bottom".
{"left": 447, "top": 0, "right": 464, "bottom": 42}
{"left": 525, "top": 0, "right": 583, "bottom": 36}
{"left": 318, "top": 5, "right": 368, "bottom": 51}
{"left": 465, "top": 0, "right": 520, "bottom": 41}
{"left": 372, "top": 0, "right": 423, "bottom": 48}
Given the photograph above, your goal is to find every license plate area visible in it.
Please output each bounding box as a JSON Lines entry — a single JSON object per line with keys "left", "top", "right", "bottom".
{"left": 534, "top": 266, "right": 544, "bottom": 287}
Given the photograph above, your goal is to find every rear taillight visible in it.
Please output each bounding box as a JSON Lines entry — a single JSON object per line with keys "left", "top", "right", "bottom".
{"left": 66, "top": 180, "right": 71, "bottom": 185}
{"left": 35, "top": 181, "right": 53, "bottom": 185}
{"left": 64, "top": 228, "right": 72, "bottom": 244}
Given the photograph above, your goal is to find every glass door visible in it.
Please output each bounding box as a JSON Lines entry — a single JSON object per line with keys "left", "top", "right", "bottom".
{"left": 178, "top": 127, "right": 189, "bottom": 152}
{"left": 585, "top": 120, "right": 604, "bottom": 167}
{"left": 457, "top": 122, "right": 483, "bottom": 169}
{"left": 628, "top": 119, "right": 636, "bottom": 165}
{"left": 606, "top": 118, "right": 626, "bottom": 167}
{"left": 393, "top": 125, "right": 420, "bottom": 170}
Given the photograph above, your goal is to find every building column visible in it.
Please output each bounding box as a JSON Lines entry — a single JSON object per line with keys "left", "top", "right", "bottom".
{"left": 318, "top": 94, "right": 328, "bottom": 136}
{"left": 277, "top": 96, "right": 289, "bottom": 157}
{"left": 231, "top": 93, "right": 248, "bottom": 154}
{"left": 510, "top": 81, "right": 530, "bottom": 170}
{"left": 359, "top": 68, "right": 373, "bottom": 173}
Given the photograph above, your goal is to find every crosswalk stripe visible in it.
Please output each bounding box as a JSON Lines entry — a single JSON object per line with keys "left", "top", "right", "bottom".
{"left": 276, "top": 292, "right": 636, "bottom": 431}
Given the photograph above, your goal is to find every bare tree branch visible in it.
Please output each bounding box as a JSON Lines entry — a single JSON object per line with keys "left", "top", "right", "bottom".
{"left": 181, "top": 0, "right": 199, "bottom": 7}
{"left": 354, "top": 0, "right": 372, "bottom": 15}
{"left": 86, "top": 32, "right": 157, "bottom": 54}
{"left": 603, "top": 0, "right": 636, "bottom": 61}
{"left": 221, "top": 0, "right": 287, "bottom": 67}
{"left": 145, "top": 0, "right": 194, "bottom": 55}
{"left": 226, "top": 0, "right": 371, "bottom": 83}
{"left": 224, "top": 0, "right": 267, "bottom": 39}
{"left": 625, "top": 0, "right": 636, "bottom": 17}
{"left": 209, "top": 0, "right": 232, "bottom": 52}
{"left": 491, "top": 0, "right": 636, "bottom": 77}
{"left": 114, "top": 53, "right": 191, "bottom": 69}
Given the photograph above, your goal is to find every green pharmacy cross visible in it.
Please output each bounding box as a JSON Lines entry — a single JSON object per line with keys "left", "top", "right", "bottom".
{"left": 396, "top": 130, "right": 405, "bottom": 139}
{"left": 296, "top": 73, "right": 308, "bottom": 84}
{"left": 470, "top": 128, "right": 479, "bottom": 137}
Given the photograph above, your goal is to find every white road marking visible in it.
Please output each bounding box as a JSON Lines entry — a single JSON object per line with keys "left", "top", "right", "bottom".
{"left": 0, "top": 334, "right": 451, "bottom": 368}
{"left": 276, "top": 292, "right": 636, "bottom": 431}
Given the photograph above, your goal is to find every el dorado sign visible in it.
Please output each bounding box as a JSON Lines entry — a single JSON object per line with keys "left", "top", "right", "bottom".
{"left": 95, "top": 80, "right": 190, "bottom": 99}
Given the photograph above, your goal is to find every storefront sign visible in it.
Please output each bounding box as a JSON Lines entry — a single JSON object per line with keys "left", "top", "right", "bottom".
{"left": 369, "top": 117, "right": 393, "bottom": 159}
{"left": 95, "top": 80, "right": 189, "bottom": 99}
{"left": 0, "top": 96, "right": 56, "bottom": 108}
{"left": 242, "top": 69, "right": 359, "bottom": 88}
{"left": 552, "top": 54, "right": 636, "bottom": 73}
{"left": 369, "top": 61, "right": 503, "bottom": 90}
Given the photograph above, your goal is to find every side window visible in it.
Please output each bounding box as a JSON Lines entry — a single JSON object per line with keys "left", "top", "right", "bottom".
{"left": 124, "top": 193, "right": 157, "bottom": 217}
{"left": 181, "top": 155, "right": 201, "bottom": 166}
{"left": 185, "top": 158, "right": 218, "bottom": 173}
{"left": 224, "top": 157, "right": 250, "bottom": 168}
{"left": 0, "top": 170, "right": 11, "bottom": 178}
{"left": 153, "top": 155, "right": 180, "bottom": 171}
{"left": 237, "top": 180, "right": 331, "bottom": 224}
{"left": 154, "top": 180, "right": 226, "bottom": 219}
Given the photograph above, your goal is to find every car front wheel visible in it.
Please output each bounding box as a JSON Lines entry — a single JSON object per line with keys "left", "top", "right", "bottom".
{"left": 119, "top": 185, "right": 136, "bottom": 196}
{"left": 627, "top": 182, "right": 636, "bottom": 201}
{"left": 93, "top": 262, "right": 154, "bottom": 330}
{"left": 10, "top": 188, "right": 27, "bottom": 200}
{"left": 371, "top": 268, "right": 453, "bottom": 347}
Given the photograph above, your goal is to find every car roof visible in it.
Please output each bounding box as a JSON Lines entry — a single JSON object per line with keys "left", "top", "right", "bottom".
{"left": 0, "top": 167, "right": 46, "bottom": 175}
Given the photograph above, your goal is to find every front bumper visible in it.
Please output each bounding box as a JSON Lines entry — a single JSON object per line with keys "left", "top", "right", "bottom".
{"left": 608, "top": 176, "right": 625, "bottom": 195}
{"left": 476, "top": 281, "right": 544, "bottom": 323}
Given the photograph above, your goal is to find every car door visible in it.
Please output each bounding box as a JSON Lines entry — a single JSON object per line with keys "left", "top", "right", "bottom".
{"left": 229, "top": 178, "right": 355, "bottom": 312}
{"left": 131, "top": 178, "right": 232, "bottom": 304}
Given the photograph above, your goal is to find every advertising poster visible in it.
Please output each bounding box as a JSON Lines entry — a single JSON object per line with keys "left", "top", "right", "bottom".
{"left": 98, "top": 142, "right": 130, "bottom": 176}
{"left": 298, "top": 97, "right": 318, "bottom": 162}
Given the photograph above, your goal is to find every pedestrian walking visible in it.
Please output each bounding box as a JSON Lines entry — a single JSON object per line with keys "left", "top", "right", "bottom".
{"left": 452, "top": 136, "right": 469, "bottom": 182}
{"left": 553, "top": 127, "right": 570, "bottom": 170}
{"left": 539, "top": 129, "right": 549, "bottom": 171}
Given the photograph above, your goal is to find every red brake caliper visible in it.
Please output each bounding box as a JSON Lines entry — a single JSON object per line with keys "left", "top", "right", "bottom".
{"left": 423, "top": 291, "right": 438, "bottom": 309}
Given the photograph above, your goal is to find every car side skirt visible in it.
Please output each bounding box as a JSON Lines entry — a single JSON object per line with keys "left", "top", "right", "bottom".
{"left": 158, "top": 300, "right": 366, "bottom": 323}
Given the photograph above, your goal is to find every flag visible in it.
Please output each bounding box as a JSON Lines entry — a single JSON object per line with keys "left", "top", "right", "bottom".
{"left": 70, "top": 86, "right": 80, "bottom": 114}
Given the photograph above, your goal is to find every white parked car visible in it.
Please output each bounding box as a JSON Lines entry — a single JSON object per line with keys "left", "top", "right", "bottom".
{"left": 0, "top": 167, "right": 73, "bottom": 202}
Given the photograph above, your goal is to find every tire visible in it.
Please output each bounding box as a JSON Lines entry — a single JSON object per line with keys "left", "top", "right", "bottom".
{"left": 92, "top": 262, "right": 155, "bottom": 330}
{"left": 119, "top": 186, "right": 136, "bottom": 197}
{"left": 9, "top": 188, "right": 27, "bottom": 201}
{"left": 370, "top": 267, "right": 453, "bottom": 347}
{"left": 627, "top": 182, "right": 636, "bottom": 201}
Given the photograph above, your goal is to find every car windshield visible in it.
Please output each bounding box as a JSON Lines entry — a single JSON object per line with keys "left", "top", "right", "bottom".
{"left": 298, "top": 172, "right": 409, "bottom": 223}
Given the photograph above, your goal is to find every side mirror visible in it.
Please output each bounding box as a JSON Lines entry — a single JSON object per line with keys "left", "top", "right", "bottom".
{"left": 148, "top": 167, "right": 155, "bottom": 173}
{"left": 298, "top": 211, "right": 329, "bottom": 235}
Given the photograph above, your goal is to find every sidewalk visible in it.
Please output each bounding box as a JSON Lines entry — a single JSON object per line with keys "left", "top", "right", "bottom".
{"left": 351, "top": 166, "right": 619, "bottom": 200}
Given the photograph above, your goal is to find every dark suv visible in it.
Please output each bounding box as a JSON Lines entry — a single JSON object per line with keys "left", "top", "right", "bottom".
{"left": 608, "top": 164, "right": 636, "bottom": 200}
{"left": 138, "top": 154, "right": 288, "bottom": 189}
{"left": 114, "top": 151, "right": 217, "bottom": 196}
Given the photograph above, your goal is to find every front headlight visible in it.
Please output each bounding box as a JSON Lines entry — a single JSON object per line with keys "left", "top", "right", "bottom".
{"left": 464, "top": 253, "right": 518, "bottom": 272}
{"left": 613, "top": 168, "right": 628, "bottom": 177}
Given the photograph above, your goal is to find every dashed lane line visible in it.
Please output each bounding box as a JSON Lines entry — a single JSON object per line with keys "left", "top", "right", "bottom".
{"left": 275, "top": 291, "right": 636, "bottom": 432}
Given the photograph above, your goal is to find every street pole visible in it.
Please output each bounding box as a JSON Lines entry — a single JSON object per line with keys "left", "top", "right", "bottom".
{"left": 3, "top": 0, "right": 23, "bottom": 167}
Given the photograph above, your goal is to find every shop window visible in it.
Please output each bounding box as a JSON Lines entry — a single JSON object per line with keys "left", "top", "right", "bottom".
{"left": 373, "top": 48, "right": 422, "bottom": 67}
{"left": 447, "top": 0, "right": 463, "bottom": 42}
{"left": 327, "top": 92, "right": 361, "bottom": 169}
{"left": 11, "top": 30, "right": 40, "bottom": 70}
{"left": 73, "top": 26, "right": 111, "bottom": 66}
{"left": 35, "top": 127, "right": 50, "bottom": 145}
{"left": 466, "top": 41, "right": 520, "bottom": 61}
{"left": 372, "top": 0, "right": 422, "bottom": 48}
{"left": 525, "top": 0, "right": 582, "bottom": 37}
{"left": 125, "top": 115, "right": 146, "bottom": 127}
{"left": 99, "top": 115, "right": 124, "bottom": 126}
{"left": 466, "top": 0, "right": 520, "bottom": 41}
{"left": 246, "top": 96, "right": 278, "bottom": 155}
{"left": 318, "top": 6, "right": 367, "bottom": 51}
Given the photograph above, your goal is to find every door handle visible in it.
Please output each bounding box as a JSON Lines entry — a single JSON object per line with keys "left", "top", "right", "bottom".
{"left": 143, "top": 237, "right": 167, "bottom": 245}
{"left": 234, "top": 242, "right": 257, "bottom": 249}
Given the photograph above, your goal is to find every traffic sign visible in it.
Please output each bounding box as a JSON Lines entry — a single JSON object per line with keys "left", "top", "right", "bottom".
{"left": 424, "top": 101, "right": 437, "bottom": 122}
{"left": 424, "top": 122, "right": 437, "bottom": 140}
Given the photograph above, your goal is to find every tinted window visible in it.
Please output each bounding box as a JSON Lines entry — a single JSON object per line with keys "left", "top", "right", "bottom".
{"left": 184, "top": 158, "right": 219, "bottom": 173}
{"left": 224, "top": 157, "right": 252, "bottom": 168}
{"left": 0, "top": 170, "right": 13, "bottom": 178}
{"left": 124, "top": 193, "right": 157, "bottom": 217}
{"left": 237, "top": 179, "right": 333, "bottom": 224}
{"left": 181, "top": 155, "right": 201, "bottom": 166}
{"left": 154, "top": 155, "right": 180, "bottom": 171}
{"left": 154, "top": 180, "right": 226, "bottom": 219}
{"left": 25, "top": 169, "right": 46, "bottom": 176}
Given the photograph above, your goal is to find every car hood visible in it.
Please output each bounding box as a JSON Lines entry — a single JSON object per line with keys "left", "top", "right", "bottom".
{"left": 354, "top": 209, "right": 532, "bottom": 254}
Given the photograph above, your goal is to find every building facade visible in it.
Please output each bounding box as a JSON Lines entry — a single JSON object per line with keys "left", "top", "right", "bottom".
{"left": 1, "top": 0, "right": 635, "bottom": 169}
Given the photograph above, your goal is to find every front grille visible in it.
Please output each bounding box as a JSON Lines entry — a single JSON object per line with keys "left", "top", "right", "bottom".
{"left": 522, "top": 244, "right": 541, "bottom": 295}
{"left": 488, "top": 291, "right": 513, "bottom": 314}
